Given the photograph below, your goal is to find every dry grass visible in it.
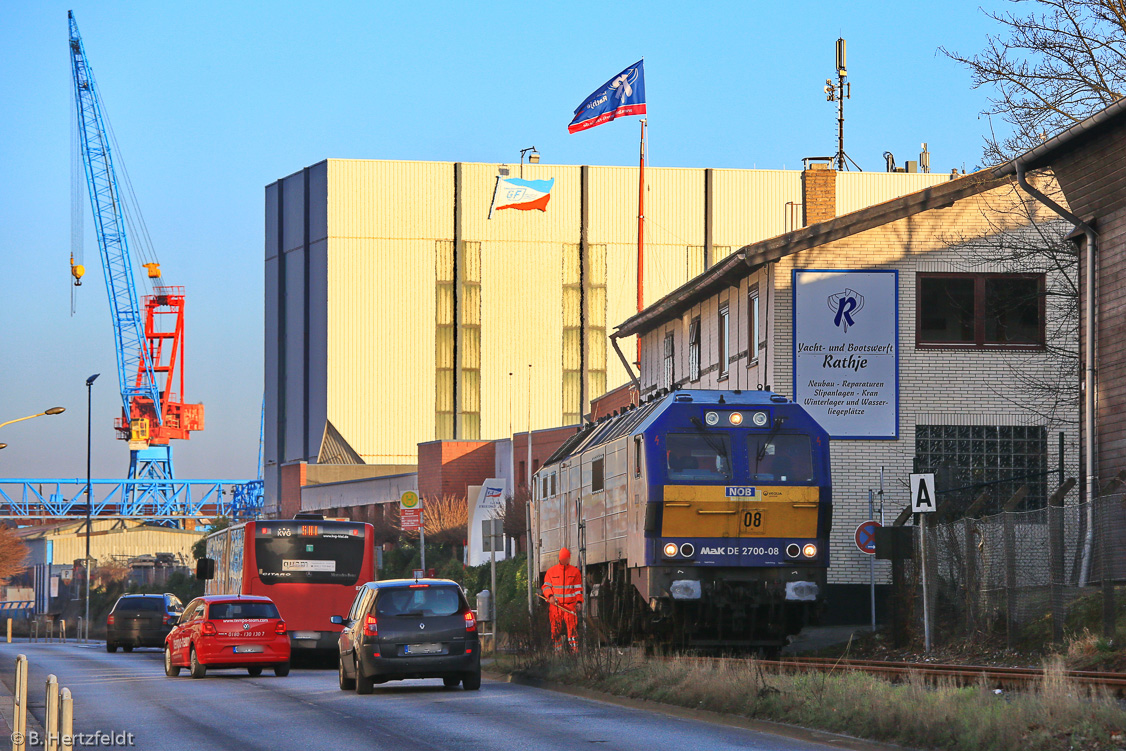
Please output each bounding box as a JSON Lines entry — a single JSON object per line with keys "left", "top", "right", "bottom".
{"left": 501, "top": 651, "right": 1126, "bottom": 751}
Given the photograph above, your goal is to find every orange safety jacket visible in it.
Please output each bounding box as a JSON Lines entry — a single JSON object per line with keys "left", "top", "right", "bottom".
{"left": 541, "top": 563, "right": 583, "bottom": 608}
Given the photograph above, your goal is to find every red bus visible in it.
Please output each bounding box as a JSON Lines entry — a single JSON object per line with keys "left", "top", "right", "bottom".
{"left": 198, "top": 517, "right": 375, "bottom": 653}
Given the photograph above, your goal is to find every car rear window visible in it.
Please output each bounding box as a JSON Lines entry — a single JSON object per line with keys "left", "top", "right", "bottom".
{"left": 376, "top": 586, "right": 462, "bottom": 617}
{"left": 114, "top": 597, "right": 162, "bottom": 612}
{"left": 207, "top": 601, "right": 280, "bottom": 620}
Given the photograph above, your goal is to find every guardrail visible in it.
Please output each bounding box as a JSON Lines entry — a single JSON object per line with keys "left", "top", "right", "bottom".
{"left": 11, "top": 655, "right": 75, "bottom": 751}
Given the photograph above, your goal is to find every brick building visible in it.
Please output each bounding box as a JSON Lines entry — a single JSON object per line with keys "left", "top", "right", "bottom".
{"left": 614, "top": 165, "right": 1079, "bottom": 602}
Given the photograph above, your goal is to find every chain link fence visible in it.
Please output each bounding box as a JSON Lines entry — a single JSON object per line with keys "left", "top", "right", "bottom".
{"left": 918, "top": 492, "right": 1125, "bottom": 645}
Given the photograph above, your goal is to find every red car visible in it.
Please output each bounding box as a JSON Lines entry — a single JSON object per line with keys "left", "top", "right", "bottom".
{"left": 164, "top": 595, "right": 291, "bottom": 679}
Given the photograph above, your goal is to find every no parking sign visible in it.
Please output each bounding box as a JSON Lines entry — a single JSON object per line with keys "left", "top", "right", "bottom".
{"left": 854, "top": 520, "right": 881, "bottom": 555}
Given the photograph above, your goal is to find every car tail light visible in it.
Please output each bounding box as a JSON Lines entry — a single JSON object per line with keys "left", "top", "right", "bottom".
{"left": 162, "top": 615, "right": 174, "bottom": 625}
{"left": 275, "top": 621, "right": 287, "bottom": 635}
{"left": 202, "top": 621, "right": 218, "bottom": 636}
{"left": 106, "top": 614, "right": 115, "bottom": 626}
{"left": 363, "top": 614, "right": 378, "bottom": 637}
{"left": 463, "top": 610, "right": 476, "bottom": 633}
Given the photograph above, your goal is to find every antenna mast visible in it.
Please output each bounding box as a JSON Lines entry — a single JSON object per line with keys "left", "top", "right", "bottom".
{"left": 825, "top": 38, "right": 861, "bottom": 171}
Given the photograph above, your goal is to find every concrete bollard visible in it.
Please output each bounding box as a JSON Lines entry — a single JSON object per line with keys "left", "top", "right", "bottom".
{"left": 44, "top": 675, "right": 58, "bottom": 751}
{"left": 59, "top": 688, "right": 72, "bottom": 751}
{"left": 12, "top": 654, "right": 27, "bottom": 751}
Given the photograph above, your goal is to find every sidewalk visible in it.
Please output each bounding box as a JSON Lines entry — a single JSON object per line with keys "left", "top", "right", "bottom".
{"left": 0, "top": 647, "right": 49, "bottom": 744}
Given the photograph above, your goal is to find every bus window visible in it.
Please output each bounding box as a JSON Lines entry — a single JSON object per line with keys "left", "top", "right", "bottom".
{"left": 255, "top": 526, "right": 366, "bottom": 585}
{"left": 749, "top": 434, "right": 814, "bottom": 483}
{"left": 665, "top": 433, "right": 732, "bottom": 481}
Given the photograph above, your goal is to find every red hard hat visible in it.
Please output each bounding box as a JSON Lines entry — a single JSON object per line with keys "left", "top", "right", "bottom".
{"left": 559, "top": 547, "right": 571, "bottom": 564}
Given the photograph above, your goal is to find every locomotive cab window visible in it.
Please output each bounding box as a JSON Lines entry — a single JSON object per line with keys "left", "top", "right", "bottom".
{"left": 748, "top": 434, "right": 814, "bottom": 483}
{"left": 665, "top": 433, "right": 732, "bottom": 481}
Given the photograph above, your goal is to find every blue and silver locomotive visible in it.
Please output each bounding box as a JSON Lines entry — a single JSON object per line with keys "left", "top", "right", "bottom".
{"left": 530, "top": 388, "right": 831, "bottom": 649}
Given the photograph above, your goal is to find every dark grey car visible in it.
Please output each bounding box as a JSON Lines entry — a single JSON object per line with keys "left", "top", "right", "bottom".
{"left": 106, "top": 593, "right": 184, "bottom": 652}
{"left": 333, "top": 579, "right": 481, "bottom": 694}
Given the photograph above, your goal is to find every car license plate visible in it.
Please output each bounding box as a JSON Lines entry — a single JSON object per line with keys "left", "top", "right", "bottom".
{"left": 405, "top": 643, "right": 442, "bottom": 655}
{"left": 234, "top": 645, "right": 263, "bottom": 654}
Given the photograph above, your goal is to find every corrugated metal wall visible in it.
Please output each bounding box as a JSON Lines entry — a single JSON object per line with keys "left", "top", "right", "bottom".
{"left": 324, "top": 160, "right": 454, "bottom": 465}
{"left": 835, "top": 172, "right": 952, "bottom": 216}
{"left": 712, "top": 169, "right": 803, "bottom": 247}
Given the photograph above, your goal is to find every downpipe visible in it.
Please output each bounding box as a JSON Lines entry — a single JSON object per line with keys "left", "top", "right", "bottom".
{"left": 1014, "top": 162, "right": 1097, "bottom": 586}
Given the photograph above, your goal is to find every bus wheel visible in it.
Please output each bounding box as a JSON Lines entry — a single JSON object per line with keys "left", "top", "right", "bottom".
{"left": 338, "top": 658, "right": 355, "bottom": 690}
{"left": 274, "top": 662, "right": 290, "bottom": 677}
{"left": 189, "top": 647, "right": 206, "bottom": 679}
{"left": 354, "top": 659, "right": 374, "bottom": 695}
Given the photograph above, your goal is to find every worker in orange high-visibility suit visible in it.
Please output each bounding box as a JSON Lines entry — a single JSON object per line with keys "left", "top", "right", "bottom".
{"left": 541, "top": 547, "right": 583, "bottom": 651}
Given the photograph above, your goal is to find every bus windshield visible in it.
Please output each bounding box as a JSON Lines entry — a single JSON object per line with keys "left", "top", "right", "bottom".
{"left": 254, "top": 523, "right": 366, "bottom": 585}
{"left": 666, "top": 433, "right": 732, "bottom": 481}
{"left": 748, "top": 434, "right": 814, "bottom": 483}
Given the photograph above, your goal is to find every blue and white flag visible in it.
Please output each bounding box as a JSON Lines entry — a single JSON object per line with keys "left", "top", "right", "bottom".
{"left": 568, "top": 60, "right": 646, "bottom": 134}
{"left": 488, "top": 176, "right": 554, "bottom": 218}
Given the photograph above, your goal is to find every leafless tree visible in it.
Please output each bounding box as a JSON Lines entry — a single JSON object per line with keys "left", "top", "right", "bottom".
{"left": 0, "top": 526, "right": 27, "bottom": 582}
{"left": 943, "top": 0, "right": 1126, "bottom": 166}
{"left": 420, "top": 495, "right": 468, "bottom": 546}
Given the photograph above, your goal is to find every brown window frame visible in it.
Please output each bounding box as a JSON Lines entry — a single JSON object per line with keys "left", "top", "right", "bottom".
{"left": 718, "top": 302, "right": 730, "bottom": 379}
{"left": 688, "top": 317, "right": 701, "bottom": 382}
{"left": 747, "top": 284, "right": 760, "bottom": 366}
{"left": 915, "top": 272, "right": 1046, "bottom": 350}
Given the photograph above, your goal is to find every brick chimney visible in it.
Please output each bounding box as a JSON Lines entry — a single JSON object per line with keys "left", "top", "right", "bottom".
{"left": 802, "top": 162, "right": 836, "bottom": 226}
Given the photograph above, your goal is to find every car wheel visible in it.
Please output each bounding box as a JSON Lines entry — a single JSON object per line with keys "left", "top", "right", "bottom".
{"left": 189, "top": 647, "right": 206, "bottom": 679}
{"left": 354, "top": 658, "right": 374, "bottom": 695}
{"left": 274, "top": 662, "right": 290, "bottom": 677}
{"left": 164, "top": 646, "right": 180, "bottom": 677}
{"left": 338, "top": 657, "right": 355, "bottom": 691}
{"left": 247, "top": 666, "right": 263, "bottom": 677}
{"left": 106, "top": 642, "right": 117, "bottom": 653}
{"left": 462, "top": 671, "right": 481, "bottom": 691}
{"left": 443, "top": 676, "right": 461, "bottom": 688}
{"left": 123, "top": 645, "right": 134, "bottom": 653}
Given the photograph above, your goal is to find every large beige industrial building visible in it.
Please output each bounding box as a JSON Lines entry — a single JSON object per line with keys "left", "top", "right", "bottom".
{"left": 263, "top": 159, "right": 949, "bottom": 513}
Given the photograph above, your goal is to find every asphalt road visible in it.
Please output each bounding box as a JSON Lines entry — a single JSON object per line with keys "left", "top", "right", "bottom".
{"left": 0, "top": 641, "right": 855, "bottom": 751}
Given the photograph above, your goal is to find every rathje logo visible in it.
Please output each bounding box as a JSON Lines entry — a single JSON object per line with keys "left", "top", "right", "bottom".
{"left": 827, "top": 288, "right": 865, "bottom": 332}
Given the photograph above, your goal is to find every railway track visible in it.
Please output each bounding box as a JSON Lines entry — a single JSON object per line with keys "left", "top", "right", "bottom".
{"left": 770, "top": 657, "right": 1126, "bottom": 693}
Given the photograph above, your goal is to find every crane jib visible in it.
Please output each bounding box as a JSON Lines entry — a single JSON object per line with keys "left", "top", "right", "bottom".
{"left": 68, "top": 13, "right": 162, "bottom": 421}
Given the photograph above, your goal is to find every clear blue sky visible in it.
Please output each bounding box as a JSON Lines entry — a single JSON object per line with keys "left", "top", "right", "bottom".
{"left": 0, "top": 0, "right": 1008, "bottom": 481}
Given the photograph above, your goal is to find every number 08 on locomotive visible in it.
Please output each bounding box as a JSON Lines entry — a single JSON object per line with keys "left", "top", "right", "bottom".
{"left": 530, "top": 388, "right": 831, "bottom": 649}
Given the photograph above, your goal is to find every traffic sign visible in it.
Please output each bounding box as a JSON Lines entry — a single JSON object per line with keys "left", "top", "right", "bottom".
{"left": 910, "top": 473, "right": 936, "bottom": 513}
{"left": 400, "top": 490, "right": 420, "bottom": 510}
{"left": 855, "top": 520, "right": 881, "bottom": 555}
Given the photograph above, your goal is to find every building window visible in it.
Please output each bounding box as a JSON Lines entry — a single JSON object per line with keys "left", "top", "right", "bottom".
{"left": 917, "top": 274, "right": 1044, "bottom": 348}
{"left": 591, "top": 456, "right": 605, "bottom": 493}
{"left": 718, "top": 303, "right": 730, "bottom": 378}
{"left": 688, "top": 318, "right": 701, "bottom": 381}
{"left": 914, "top": 424, "right": 1048, "bottom": 513}
{"left": 663, "top": 332, "right": 675, "bottom": 389}
{"left": 748, "top": 287, "right": 760, "bottom": 365}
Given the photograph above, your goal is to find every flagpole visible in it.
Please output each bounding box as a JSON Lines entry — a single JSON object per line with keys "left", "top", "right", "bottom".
{"left": 636, "top": 118, "right": 646, "bottom": 366}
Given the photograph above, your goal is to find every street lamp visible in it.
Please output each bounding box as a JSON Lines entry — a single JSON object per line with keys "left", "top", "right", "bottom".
{"left": 84, "top": 373, "right": 99, "bottom": 643}
{"left": 519, "top": 147, "right": 539, "bottom": 178}
{"left": 0, "top": 407, "right": 66, "bottom": 430}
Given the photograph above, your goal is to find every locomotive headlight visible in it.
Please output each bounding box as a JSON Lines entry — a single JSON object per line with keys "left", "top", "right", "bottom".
{"left": 786, "top": 544, "right": 800, "bottom": 558}
{"left": 704, "top": 411, "right": 719, "bottom": 426}
{"left": 728, "top": 411, "right": 744, "bottom": 426}
{"left": 678, "top": 542, "right": 695, "bottom": 558}
{"left": 663, "top": 542, "right": 679, "bottom": 557}
{"left": 751, "top": 411, "right": 769, "bottom": 427}
{"left": 802, "top": 544, "right": 818, "bottom": 558}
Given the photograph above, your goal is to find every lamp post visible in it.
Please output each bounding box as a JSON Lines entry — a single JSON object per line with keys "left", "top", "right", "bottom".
{"left": 0, "top": 407, "right": 66, "bottom": 430}
{"left": 84, "top": 374, "right": 99, "bottom": 643}
{"left": 519, "top": 147, "right": 539, "bottom": 179}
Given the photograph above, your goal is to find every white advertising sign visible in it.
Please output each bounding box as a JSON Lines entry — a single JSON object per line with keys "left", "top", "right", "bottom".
{"left": 467, "top": 478, "right": 508, "bottom": 566}
{"left": 793, "top": 270, "right": 898, "bottom": 438}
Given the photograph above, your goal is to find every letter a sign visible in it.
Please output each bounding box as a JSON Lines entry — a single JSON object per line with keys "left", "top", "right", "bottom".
{"left": 910, "top": 473, "right": 936, "bottom": 513}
